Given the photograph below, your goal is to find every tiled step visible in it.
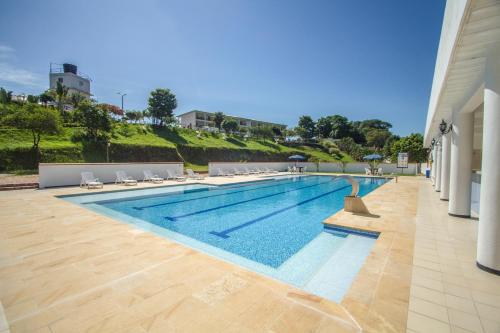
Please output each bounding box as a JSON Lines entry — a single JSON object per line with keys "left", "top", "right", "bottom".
{"left": 0, "top": 183, "right": 38, "bottom": 191}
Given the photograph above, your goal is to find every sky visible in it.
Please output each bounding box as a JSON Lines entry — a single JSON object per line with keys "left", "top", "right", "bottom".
{"left": 0, "top": 0, "right": 445, "bottom": 136}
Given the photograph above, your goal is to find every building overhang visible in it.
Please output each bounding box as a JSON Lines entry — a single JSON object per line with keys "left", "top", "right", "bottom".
{"left": 424, "top": 0, "right": 500, "bottom": 146}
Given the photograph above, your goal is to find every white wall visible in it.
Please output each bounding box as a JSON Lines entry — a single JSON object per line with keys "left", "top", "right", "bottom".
{"left": 39, "top": 162, "right": 184, "bottom": 188}
{"left": 49, "top": 73, "right": 91, "bottom": 96}
{"left": 208, "top": 162, "right": 418, "bottom": 176}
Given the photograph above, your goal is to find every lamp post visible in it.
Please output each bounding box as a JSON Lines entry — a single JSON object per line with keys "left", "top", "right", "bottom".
{"left": 117, "top": 92, "right": 127, "bottom": 112}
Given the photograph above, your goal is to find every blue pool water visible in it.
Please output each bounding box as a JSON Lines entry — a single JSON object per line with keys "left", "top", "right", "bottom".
{"left": 94, "top": 175, "right": 386, "bottom": 268}
{"left": 63, "top": 175, "right": 387, "bottom": 301}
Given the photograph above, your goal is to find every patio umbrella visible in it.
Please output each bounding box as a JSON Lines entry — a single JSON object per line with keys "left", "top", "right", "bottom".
{"left": 363, "top": 153, "right": 383, "bottom": 160}
{"left": 288, "top": 155, "right": 306, "bottom": 161}
{"left": 288, "top": 154, "right": 306, "bottom": 167}
{"left": 363, "top": 154, "right": 383, "bottom": 175}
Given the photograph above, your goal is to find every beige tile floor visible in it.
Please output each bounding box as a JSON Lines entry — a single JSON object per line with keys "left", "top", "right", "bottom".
{"left": 0, "top": 174, "right": 498, "bottom": 333}
{"left": 406, "top": 182, "right": 500, "bottom": 333}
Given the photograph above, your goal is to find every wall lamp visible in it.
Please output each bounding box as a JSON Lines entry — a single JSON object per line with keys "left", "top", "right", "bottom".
{"left": 439, "top": 119, "right": 452, "bottom": 135}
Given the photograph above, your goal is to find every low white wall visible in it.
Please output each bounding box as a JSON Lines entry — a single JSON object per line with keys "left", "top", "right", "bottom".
{"left": 208, "top": 162, "right": 418, "bottom": 176}
{"left": 39, "top": 162, "right": 184, "bottom": 188}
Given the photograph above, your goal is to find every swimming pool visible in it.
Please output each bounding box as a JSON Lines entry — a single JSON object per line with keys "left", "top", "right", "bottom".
{"left": 63, "top": 175, "right": 387, "bottom": 301}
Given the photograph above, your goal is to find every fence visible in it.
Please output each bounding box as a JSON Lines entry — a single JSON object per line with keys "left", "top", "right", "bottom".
{"left": 39, "top": 162, "right": 184, "bottom": 188}
{"left": 208, "top": 162, "right": 419, "bottom": 176}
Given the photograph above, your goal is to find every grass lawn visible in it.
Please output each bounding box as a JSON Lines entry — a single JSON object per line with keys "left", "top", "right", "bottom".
{"left": 0, "top": 124, "right": 353, "bottom": 172}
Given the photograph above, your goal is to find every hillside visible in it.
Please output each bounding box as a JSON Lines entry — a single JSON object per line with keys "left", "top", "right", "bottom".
{"left": 0, "top": 124, "right": 352, "bottom": 171}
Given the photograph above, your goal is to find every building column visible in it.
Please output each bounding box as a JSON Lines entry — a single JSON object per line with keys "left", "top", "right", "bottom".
{"left": 435, "top": 143, "right": 442, "bottom": 192}
{"left": 477, "top": 45, "right": 500, "bottom": 275}
{"left": 448, "top": 111, "right": 474, "bottom": 217}
{"left": 431, "top": 145, "right": 437, "bottom": 185}
{"left": 440, "top": 132, "right": 451, "bottom": 200}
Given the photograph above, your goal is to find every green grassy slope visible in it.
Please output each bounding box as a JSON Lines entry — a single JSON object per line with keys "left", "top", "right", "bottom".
{"left": 0, "top": 125, "right": 353, "bottom": 171}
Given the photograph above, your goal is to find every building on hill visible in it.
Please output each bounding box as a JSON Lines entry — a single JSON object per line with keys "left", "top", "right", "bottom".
{"left": 177, "top": 110, "right": 286, "bottom": 131}
{"left": 49, "top": 63, "right": 91, "bottom": 98}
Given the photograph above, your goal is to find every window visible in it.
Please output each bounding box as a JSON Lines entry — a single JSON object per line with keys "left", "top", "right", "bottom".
{"left": 58, "top": 78, "right": 63, "bottom": 83}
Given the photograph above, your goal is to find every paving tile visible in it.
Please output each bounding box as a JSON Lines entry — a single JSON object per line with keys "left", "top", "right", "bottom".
{"left": 409, "top": 296, "right": 449, "bottom": 323}
{"left": 445, "top": 294, "right": 477, "bottom": 314}
{"left": 480, "top": 318, "right": 500, "bottom": 333}
{"left": 411, "top": 285, "right": 446, "bottom": 306}
{"left": 474, "top": 303, "right": 500, "bottom": 323}
{"left": 447, "top": 309, "right": 484, "bottom": 333}
{"left": 407, "top": 311, "right": 451, "bottom": 333}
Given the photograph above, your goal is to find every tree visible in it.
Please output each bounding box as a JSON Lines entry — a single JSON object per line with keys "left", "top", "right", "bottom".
{"left": 213, "top": 112, "right": 225, "bottom": 130}
{"left": 148, "top": 88, "right": 177, "bottom": 126}
{"left": 75, "top": 101, "right": 112, "bottom": 141}
{"left": 55, "top": 81, "right": 68, "bottom": 112}
{"left": 330, "top": 115, "right": 352, "bottom": 139}
{"left": 70, "top": 92, "right": 85, "bottom": 108}
{"left": 1, "top": 104, "right": 62, "bottom": 150}
{"left": 99, "top": 103, "right": 124, "bottom": 117}
{"left": 250, "top": 126, "right": 274, "bottom": 139}
{"left": 316, "top": 117, "right": 333, "bottom": 138}
{"left": 296, "top": 115, "right": 316, "bottom": 140}
{"left": 222, "top": 119, "right": 239, "bottom": 134}
{"left": 390, "top": 133, "right": 428, "bottom": 163}
{"left": 39, "top": 91, "right": 54, "bottom": 106}
{"left": 125, "top": 110, "right": 143, "bottom": 123}
{"left": 365, "top": 128, "right": 392, "bottom": 150}
{"left": 27, "top": 95, "right": 39, "bottom": 104}
{"left": 0, "top": 88, "right": 13, "bottom": 104}
{"left": 271, "top": 126, "right": 283, "bottom": 138}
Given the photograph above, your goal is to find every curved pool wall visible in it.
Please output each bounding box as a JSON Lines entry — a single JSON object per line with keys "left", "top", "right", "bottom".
{"left": 61, "top": 175, "right": 388, "bottom": 302}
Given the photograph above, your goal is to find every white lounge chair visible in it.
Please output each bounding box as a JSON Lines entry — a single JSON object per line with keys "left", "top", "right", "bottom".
{"left": 233, "top": 167, "right": 249, "bottom": 176}
{"left": 166, "top": 170, "right": 186, "bottom": 182}
{"left": 265, "top": 167, "right": 278, "bottom": 174}
{"left": 186, "top": 169, "right": 204, "bottom": 180}
{"left": 217, "top": 168, "right": 234, "bottom": 177}
{"left": 245, "top": 167, "right": 259, "bottom": 175}
{"left": 80, "top": 171, "right": 103, "bottom": 189}
{"left": 377, "top": 167, "right": 383, "bottom": 176}
{"left": 115, "top": 170, "right": 138, "bottom": 186}
{"left": 256, "top": 168, "right": 267, "bottom": 174}
{"left": 143, "top": 170, "right": 163, "bottom": 183}
{"left": 365, "top": 168, "right": 372, "bottom": 175}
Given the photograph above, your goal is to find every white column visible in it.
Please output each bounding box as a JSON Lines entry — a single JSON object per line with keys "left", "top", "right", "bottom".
{"left": 448, "top": 111, "right": 474, "bottom": 217}
{"left": 431, "top": 145, "right": 437, "bottom": 185}
{"left": 440, "top": 132, "right": 451, "bottom": 200}
{"left": 435, "top": 143, "right": 442, "bottom": 192}
{"left": 477, "top": 46, "right": 500, "bottom": 274}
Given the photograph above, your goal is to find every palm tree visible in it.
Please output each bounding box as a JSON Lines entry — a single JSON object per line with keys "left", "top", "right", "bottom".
{"left": 0, "top": 88, "right": 13, "bottom": 104}
{"left": 55, "top": 81, "right": 69, "bottom": 112}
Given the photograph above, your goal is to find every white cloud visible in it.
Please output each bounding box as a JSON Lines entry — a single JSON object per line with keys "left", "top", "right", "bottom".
{"left": 0, "top": 44, "right": 43, "bottom": 87}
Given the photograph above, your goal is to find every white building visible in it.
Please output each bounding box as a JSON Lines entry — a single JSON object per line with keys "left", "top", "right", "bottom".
{"left": 49, "top": 63, "right": 91, "bottom": 98}
{"left": 425, "top": 0, "right": 500, "bottom": 275}
{"left": 177, "top": 110, "right": 286, "bottom": 131}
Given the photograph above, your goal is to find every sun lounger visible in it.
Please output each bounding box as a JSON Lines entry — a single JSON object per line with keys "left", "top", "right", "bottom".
{"left": 143, "top": 170, "right": 163, "bottom": 183}
{"left": 80, "top": 171, "right": 103, "bottom": 189}
{"left": 365, "top": 168, "right": 372, "bottom": 175}
{"left": 166, "top": 170, "right": 187, "bottom": 181}
{"left": 233, "top": 168, "right": 249, "bottom": 176}
{"left": 244, "top": 167, "right": 259, "bottom": 175}
{"left": 377, "top": 167, "right": 383, "bottom": 176}
{"left": 265, "top": 167, "right": 278, "bottom": 174}
{"left": 217, "top": 168, "right": 234, "bottom": 177}
{"left": 186, "top": 169, "right": 204, "bottom": 180}
{"left": 115, "top": 170, "right": 138, "bottom": 185}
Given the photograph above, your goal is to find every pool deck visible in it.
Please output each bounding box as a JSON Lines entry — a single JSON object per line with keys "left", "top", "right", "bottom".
{"left": 0, "top": 174, "right": 499, "bottom": 332}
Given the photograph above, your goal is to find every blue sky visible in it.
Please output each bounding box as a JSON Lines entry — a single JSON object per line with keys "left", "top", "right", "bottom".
{"left": 0, "top": 0, "right": 445, "bottom": 135}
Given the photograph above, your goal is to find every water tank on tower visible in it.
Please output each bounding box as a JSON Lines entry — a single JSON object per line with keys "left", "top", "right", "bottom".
{"left": 63, "top": 63, "right": 77, "bottom": 75}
